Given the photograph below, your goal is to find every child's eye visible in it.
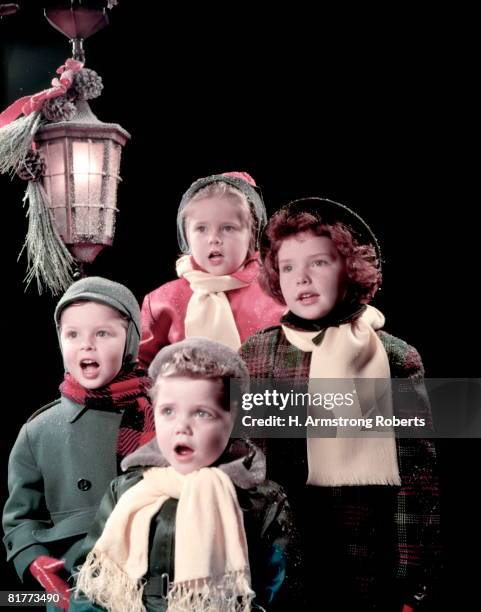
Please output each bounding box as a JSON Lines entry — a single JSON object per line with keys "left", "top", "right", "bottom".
{"left": 196, "top": 225, "right": 207, "bottom": 233}
{"left": 159, "top": 406, "right": 174, "bottom": 416}
{"left": 96, "top": 330, "right": 110, "bottom": 337}
{"left": 222, "top": 225, "right": 236, "bottom": 232}
{"left": 281, "top": 264, "right": 293, "bottom": 273}
{"left": 195, "top": 409, "right": 215, "bottom": 419}
{"left": 65, "top": 330, "right": 77, "bottom": 339}
{"left": 312, "top": 259, "right": 328, "bottom": 267}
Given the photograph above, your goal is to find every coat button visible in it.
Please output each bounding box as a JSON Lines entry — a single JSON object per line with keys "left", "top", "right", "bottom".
{"left": 77, "top": 478, "right": 92, "bottom": 491}
{"left": 7, "top": 541, "right": 12, "bottom": 550}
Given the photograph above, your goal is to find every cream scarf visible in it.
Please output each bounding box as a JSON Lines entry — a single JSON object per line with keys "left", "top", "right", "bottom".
{"left": 282, "top": 305, "right": 401, "bottom": 487}
{"left": 176, "top": 255, "right": 249, "bottom": 350}
{"left": 76, "top": 466, "right": 254, "bottom": 612}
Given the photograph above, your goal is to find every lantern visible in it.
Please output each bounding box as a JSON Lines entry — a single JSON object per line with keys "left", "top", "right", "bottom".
{"left": 35, "top": 100, "right": 130, "bottom": 263}
{"left": 39, "top": 2, "right": 130, "bottom": 266}
{"left": 0, "top": 2, "right": 130, "bottom": 293}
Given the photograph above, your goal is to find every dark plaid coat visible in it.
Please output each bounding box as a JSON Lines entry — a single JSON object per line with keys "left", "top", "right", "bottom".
{"left": 240, "top": 325, "right": 441, "bottom": 611}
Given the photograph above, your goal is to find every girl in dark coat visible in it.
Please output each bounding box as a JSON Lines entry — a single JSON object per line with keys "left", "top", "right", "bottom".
{"left": 239, "top": 198, "right": 441, "bottom": 612}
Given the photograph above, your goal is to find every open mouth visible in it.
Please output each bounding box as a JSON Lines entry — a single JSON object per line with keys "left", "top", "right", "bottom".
{"left": 297, "top": 292, "right": 319, "bottom": 304}
{"left": 208, "top": 251, "right": 224, "bottom": 263}
{"left": 80, "top": 359, "right": 100, "bottom": 378}
{"left": 174, "top": 444, "right": 194, "bottom": 458}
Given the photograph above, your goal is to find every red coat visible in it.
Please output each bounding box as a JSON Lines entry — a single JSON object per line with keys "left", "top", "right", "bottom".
{"left": 138, "top": 256, "right": 285, "bottom": 368}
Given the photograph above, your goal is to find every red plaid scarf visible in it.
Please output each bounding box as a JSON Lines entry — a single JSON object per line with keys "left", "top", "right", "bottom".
{"left": 59, "top": 367, "right": 155, "bottom": 470}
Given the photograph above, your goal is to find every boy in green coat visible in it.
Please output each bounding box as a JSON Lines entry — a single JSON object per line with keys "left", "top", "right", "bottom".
{"left": 3, "top": 277, "right": 154, "bottom": 610}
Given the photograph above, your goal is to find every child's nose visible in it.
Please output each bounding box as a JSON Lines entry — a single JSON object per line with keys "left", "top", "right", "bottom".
{"left": 208, "top": 230, "right": 222, "bottom": 244}
{"left": 175, "top": 417, "right": 193, "bottom": 435}
{"left": 296, "top": 268, "right": 311, "bottom": 285}
{"left": 80, "top": 335, "right": 95, "bottom": 349}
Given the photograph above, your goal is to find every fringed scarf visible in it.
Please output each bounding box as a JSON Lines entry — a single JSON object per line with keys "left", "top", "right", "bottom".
{"left": 175, "top": 255, "right": 258, "bottom": 350}
{"left": 76, "top": 466, "right": 254, "bottom": 612}
{"left": 282, "top": 305, "right": 401, "bottom": 487}
{"left": 59, "top": 366, "right": 155, "bottom": 469}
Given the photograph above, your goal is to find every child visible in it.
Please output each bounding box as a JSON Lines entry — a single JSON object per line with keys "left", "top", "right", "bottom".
{"left": 72, "top": 338, "right": 295, "bottom": 612}
{"left": 138, "top": 172, "right": 285, "bottom": 368}
{"left": 239, "top": 198, "right": 441, "bottom": 612}
{"left": 3, "top": 277, "right": 154, "bottom": 610}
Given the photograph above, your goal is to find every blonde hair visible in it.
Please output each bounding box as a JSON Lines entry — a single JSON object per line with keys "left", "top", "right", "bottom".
{"left": 181, "top": 182, "right": 256, "bottom": 255}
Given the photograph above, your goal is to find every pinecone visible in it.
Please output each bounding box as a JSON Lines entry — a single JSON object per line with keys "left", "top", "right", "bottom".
{"left": 71, "top": 68, "right": 104, "bottom": 101}
{"left": 16, "top": 149, "right": 46, "bottom": 182}
{"left": 42, "top": 95, "right": 77, "bottom": 122}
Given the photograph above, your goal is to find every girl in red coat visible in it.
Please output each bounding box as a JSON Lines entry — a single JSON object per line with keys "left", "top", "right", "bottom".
{"left": 138, "top": 172, "right": 285, "bottom": 368}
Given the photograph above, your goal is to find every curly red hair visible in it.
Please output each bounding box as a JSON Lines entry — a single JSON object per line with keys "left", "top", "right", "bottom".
{"left": 260, "top": 210, "right": 382, "bottom": 306}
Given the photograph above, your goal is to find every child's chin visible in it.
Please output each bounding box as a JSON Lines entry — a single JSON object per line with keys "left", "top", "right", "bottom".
{"left": 210, "top": 269, "right": 230, "bottom": 277}
{"left": 83, "top": 382, "right": 103, "bottom": 390}
{"left": 207, "top": 262, "right": 239, "bottom": 276}
{"left": 291, "top": 304, "right": 329, "bottom": 320}
{"left": 174, "top": 464, "right": 196, "bottom": 475}
{"left": 75, "top": 374, "right": 104, "bottom": 390}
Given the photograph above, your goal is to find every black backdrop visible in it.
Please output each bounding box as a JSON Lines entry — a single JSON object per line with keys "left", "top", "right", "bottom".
{"left": 0, "top": 3, "right": 478, "bottom": 610}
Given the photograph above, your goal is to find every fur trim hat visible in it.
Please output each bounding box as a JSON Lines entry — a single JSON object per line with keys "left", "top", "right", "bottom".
{"left": 148, "top": 337, "right": 250, "bottom": 397}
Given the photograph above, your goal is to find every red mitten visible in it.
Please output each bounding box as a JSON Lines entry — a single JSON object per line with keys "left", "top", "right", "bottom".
{"left": 30, "top": 555, "right": 70, "bottom": 610}
{"left": 402, "top": 605, "right": 415, "bottom": 612}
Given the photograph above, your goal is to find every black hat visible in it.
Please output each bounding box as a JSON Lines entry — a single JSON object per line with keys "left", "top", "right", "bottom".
{"left": 261, "top": 196, "right": 381, "bottom": 264}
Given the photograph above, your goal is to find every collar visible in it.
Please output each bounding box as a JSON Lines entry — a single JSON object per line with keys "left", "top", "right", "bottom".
{"left": 121, "top": 437, "right": 266, "bottom": 490}
{"left": 281, "top": 301, "right": 367, "bottom": 332}
{"left": 61, "top": 396, "right": 90, "bottom": 424}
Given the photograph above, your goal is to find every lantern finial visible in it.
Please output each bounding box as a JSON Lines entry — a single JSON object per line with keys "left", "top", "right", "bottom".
{"left": 44, "top": 6, "right": 109, "bottom": 63}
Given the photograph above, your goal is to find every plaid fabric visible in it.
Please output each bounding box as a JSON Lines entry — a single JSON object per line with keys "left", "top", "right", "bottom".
{"left": 240, "top": 326, "right": 441, "bottom": 609}
{"left": 59, "top": 367, "right": 155, "bottom": 470}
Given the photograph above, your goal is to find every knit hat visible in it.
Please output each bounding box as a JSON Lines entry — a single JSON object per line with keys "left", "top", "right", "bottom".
{"left": 148, "top": 337, "right": 250, "bottom": 397}
{"left": 261, "top": 196, "right": 382, "bottom": 265}
{"left": 176, "top": 171, "right": 267, "bottom": 253}
{"left": 54, "top": 276, "right": 141, "bottom": 365}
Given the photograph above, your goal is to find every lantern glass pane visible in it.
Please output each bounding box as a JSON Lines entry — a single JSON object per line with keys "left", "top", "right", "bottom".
{"left": 51, "top": 206, "right": 68, "bottom": 240}
{"left": 72, "top": 206, "right": 88, "bottom": 236}
{"left": 105, "top": 175, "right": 119, "bottom": 209}
{"left": 104, "top": 208, "right": 115, "bottom": 239}
{"left": 72, "top": 141, "right": 89, "bottom": 176}
{"left": 72, "top": 141, "right": 89, "bottom": 208}
{"left": 88, "top": 208, "right": 101, "bottom": 237}
{"left": 49, "top": 174, "right": 67, "bottom": 207}
{"left": 45, "top": 140, "right": 65, "bottom": 175}
{"left": 107, "top": 143, "right": 121, "bottom": 175}
{"left": 89, "top": 140, "right": 104, "bottom": 207}
{"left": 102, "top": 142, "right": 117, "bottom": 210}
{"left": 72, "top": 140, "right": 104, "bottom": 206}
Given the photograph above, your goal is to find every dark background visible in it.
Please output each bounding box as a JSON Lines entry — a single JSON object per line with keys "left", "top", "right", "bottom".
{"left": 0, "top": 2, "right": 478, "bottom": 609}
